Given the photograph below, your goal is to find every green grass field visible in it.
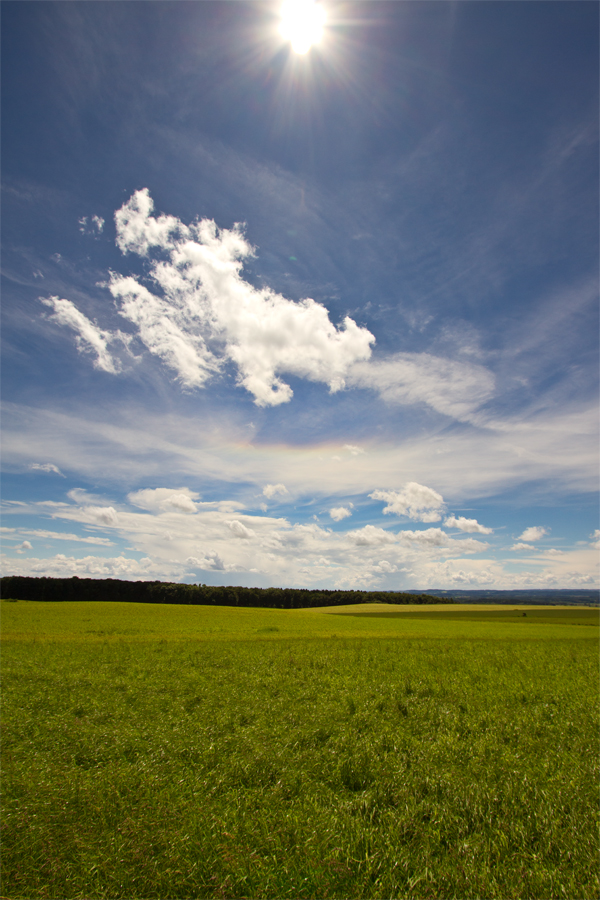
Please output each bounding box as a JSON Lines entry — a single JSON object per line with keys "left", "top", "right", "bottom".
{"left": 2, "top": 600, "right": 598, "bottom": 899}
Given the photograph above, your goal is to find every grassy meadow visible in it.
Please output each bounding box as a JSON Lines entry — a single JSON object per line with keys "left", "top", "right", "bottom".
{"left": 1, "top": 599, "right": 598, "bottom": 899}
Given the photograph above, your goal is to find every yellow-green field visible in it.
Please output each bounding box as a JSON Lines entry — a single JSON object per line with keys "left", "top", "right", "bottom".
{"left": 2, "top": 600, "right": 598, "bottom": 899}
{"left": 1, "top": 598, "right": 597, "bottom": 642}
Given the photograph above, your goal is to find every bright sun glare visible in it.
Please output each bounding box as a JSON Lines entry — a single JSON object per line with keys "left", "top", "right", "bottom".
{"left": 279, "top": 0, "right": 326, "bottom": 55}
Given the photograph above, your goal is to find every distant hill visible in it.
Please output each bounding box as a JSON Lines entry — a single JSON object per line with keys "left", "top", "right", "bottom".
{"left": 419, "top": 589, "right": 599, "bottom": 606}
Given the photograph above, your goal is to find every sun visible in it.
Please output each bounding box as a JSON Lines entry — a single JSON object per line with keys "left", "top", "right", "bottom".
{"left": 279, "top": 0, "right": 326, "bottom": 55}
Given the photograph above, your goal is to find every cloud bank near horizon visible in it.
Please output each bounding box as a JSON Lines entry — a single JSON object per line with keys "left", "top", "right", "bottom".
{"left": 2, "top": 484, "right": 597, "bottom": 590}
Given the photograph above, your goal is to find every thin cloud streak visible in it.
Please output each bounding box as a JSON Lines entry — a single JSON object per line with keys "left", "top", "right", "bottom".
{"left": 2, "top": 400, "right": 597, "bottom": 500}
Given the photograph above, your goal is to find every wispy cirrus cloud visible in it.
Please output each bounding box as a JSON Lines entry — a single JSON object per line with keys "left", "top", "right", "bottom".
{"left": 3, "top": 528, "right": 114, "bottom": 546}
{"left": 30, "top": 462, "right": 65, "bottom": 476}
{"left": 347, "top": 352, "right": 495, "bottom": 422}
{"left": 343, "top": 444, "right": 365, "bottom": 456}
{"left": 2, "top": 400, "right": 597, "bottom": 501}
{"left": 41, "top": 296, "right": 127, "bottom": 374}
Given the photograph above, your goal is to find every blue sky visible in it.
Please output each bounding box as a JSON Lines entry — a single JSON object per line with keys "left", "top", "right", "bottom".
{"left": 2, "top": 1, "right": 598, "bottom": 590}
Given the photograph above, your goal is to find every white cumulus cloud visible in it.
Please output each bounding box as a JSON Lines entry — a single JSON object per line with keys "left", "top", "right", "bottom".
{"left": 128, "top": 488, "right": 199, "bottom": 513}
{"left": 227, "top": 520, "right": 255, "bottom": 539}
{"left": 187, "top": 551, "right": 227, "bottom": 571}
{"left": 372, "top": 559, "right": 397, "bottom": 574}
{"left": 84, "top": 506, "right": 119, "bottom": 526}
{"left": 109, "top": 189, "right": 375, "bottom": 405}
{"left": 370, "top": 482, "right": 445, "bottom": 522}
{"left": 163, "top": 492, "right": 198, "bottom": 513}
{"left": 1, "top": 553, "right": 187, "bottom": 580}
{"left": 108, "top": 275, "right": 218, "bottom": 388}
{"left": 329, "top": 506, "right": 352, "bottom": 522}
{"left": 79, "top": 215, "right": 104, "bottom": 235}
{"left": 444, "top": 515, "right": 493, "bottom": 534}
{"left": 346, "top": 525, "right": 396, "bottom": 546}
{"left": 263, "top": 483, "right": 289, "bottom": 499}
{"left": 398, "top": 528, "right": 449, "bottom": 548}
{"left": 517, "top": 526, "right": 548, "bottom": 542}
{"left": 398, "top": 528, "right": 487, "bottom": 554}
{"left": 47, "top": 192, "right": 500, "bottom": 421}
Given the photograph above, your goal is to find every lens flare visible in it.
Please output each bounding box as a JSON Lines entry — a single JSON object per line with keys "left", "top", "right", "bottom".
{"left": 279, "top": 0, "right": 326, "bottom": 54}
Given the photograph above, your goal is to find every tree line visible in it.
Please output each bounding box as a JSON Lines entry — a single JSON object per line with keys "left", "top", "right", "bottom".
{"left": 1, "top": 577, "right": 454, "bottom": 608}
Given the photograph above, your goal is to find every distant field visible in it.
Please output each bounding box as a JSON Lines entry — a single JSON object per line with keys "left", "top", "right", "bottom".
{"left": 2, "top": 600, "right": 598, "bottom": 899}
{"left": 1, "top": 599, "right": 598, "bottom": 642}
{"left": 332, "top": 606, "right": 600, "bottom": 626}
